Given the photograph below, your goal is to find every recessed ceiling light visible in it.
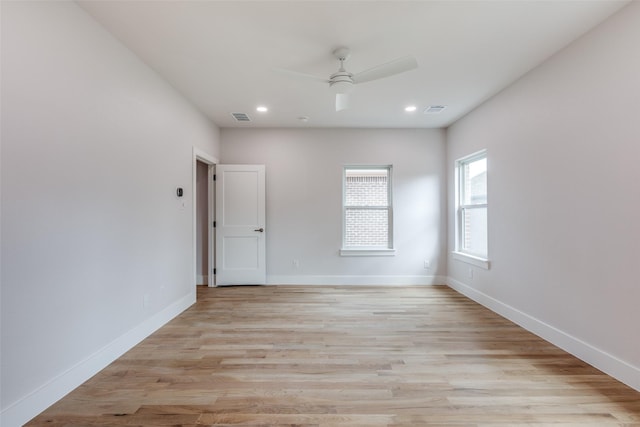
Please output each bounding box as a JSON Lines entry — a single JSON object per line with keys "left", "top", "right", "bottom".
{"left": 256, "top": 106, "right": 268, "bottom": 113}
{"left": 404, "top": 105, "right": 417, "bottom": 112}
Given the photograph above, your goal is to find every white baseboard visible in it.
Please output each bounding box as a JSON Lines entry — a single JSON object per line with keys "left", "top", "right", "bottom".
{"left": 267, "top": 275, "right": 448, "bottom": 286}
{"left": 446, "top": 277, "right": 640, "bottom": 392}
{"left": 0, "top": 291, "right": 197, "bottom": 427}
{"left": 197, "top": 274, "right": 208, "bottom": 285}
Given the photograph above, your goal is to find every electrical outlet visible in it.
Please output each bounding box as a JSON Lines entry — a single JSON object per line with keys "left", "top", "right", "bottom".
{"left": 292, "top": 259, "right": 300, "bottom": 269}
{"left": 468, "top": 268, "right": 474, "bottom": 279}
{"left": 423, "top": 260, "right": 431, "bottom": 269}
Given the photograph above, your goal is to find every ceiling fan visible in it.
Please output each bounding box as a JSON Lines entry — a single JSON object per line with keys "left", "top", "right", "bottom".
{"left": 278, "top": 47, "right": 418, "bottom": 111}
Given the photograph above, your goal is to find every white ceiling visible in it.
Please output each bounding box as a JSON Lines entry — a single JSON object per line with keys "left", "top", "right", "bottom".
{"left": 78, "top": 1, "right": 628, "bottom": 129}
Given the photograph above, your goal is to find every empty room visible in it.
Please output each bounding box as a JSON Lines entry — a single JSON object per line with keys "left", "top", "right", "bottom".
{"left": 1, "top": 1, "right": 639, "bottom": 425}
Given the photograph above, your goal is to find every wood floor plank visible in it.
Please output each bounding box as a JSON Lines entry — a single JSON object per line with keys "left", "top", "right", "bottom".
{"left": 26, "top": 285, "right": 640, "bottom": 426}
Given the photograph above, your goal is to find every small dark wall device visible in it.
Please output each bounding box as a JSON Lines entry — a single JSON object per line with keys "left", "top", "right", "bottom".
{"left": 176, "top": 187, "right": 184, "bottom": 198}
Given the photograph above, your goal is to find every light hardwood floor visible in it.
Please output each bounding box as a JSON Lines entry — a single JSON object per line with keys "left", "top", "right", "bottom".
{"left": 28, "top": 285, "right": 640, "bottom": 426}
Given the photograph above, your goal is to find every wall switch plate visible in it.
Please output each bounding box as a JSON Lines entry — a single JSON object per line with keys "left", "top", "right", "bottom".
{"left": 423, "top": 260, "right": 431, "bottom": 269}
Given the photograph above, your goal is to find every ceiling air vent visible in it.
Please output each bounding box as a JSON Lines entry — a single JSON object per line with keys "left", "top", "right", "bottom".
{"left": 424, "top": 105, "right": 447, "bottom": 114}
{"left": 231, "top": 112, "right": 251, "bottom": 122}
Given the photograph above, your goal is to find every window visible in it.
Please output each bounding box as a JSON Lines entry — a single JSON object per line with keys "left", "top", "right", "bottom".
{"left": 455, "top": 151, "right": 488, "bottom": 265}
{"left": 341, "top": 166, "right": 395, "bottom": 256}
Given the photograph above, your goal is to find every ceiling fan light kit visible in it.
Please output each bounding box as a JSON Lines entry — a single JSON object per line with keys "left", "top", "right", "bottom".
{"left": 335, "top": 93, "right": 349, "bottom": 112}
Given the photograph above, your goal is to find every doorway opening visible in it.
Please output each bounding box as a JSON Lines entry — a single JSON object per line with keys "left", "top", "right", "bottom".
{"left": 193, "top": 147, "right": 218, "bottom": 292}
{"left": 195, "top": 160, "right": 210, "bottom": 286}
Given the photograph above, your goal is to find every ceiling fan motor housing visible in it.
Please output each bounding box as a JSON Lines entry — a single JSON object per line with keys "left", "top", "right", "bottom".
{"left": 329, "top": 70, "right": 353, "bottom": 93}
{"left": 329, "top": 47, "right": 354, "bottom": 94}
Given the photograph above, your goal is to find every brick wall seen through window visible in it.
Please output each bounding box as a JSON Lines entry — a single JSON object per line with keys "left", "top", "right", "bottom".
{"left": 343, "top": 167, "right": 392, "bottom": 248}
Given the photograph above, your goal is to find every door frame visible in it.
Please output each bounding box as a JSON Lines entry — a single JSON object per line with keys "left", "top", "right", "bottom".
{"left": 192, "top": 147, "right": 218, "bottom": 288}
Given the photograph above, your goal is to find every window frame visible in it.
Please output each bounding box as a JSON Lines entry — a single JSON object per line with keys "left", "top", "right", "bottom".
{"left": 340, "top": 165, "right": 395, "bottom": 257}
{"left": 454, "top": 150, "right": 490, "bottom": 269}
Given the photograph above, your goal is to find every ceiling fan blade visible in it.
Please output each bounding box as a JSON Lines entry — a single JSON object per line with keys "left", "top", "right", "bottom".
{"left": 351, "top": 55, "right": 418, "bottom": 84}
{"left": 272, "top": 67, "right": 329, "bottom": 84}
{"left": 336, "top": 93, "right": 349, "bottom": 111}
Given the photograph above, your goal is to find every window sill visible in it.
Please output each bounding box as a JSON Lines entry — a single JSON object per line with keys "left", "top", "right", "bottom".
{"left": 452, "top": 251, "right": 490, "bottom": 270}
{"left": 340, "top": 248, "right": 396, "bottom": 257}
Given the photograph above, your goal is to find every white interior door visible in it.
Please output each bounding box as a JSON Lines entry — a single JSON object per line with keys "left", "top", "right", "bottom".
{"left": 215, "top": 164, "right": 266, "bottom": 285}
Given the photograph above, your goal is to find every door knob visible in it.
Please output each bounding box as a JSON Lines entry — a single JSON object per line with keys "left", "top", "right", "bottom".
{"left": 254, "top": 228, "right": 264, "bottom": 232}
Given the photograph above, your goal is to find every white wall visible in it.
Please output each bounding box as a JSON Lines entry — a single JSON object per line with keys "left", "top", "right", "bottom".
{"left": 447, "top": 1, "right": 640, "bottom": 390}
{"left": 221, "top": 128, "right": 446, "bottom": 285}
{"left": 0, "top": 2, "right": 220, "bottom": 424}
